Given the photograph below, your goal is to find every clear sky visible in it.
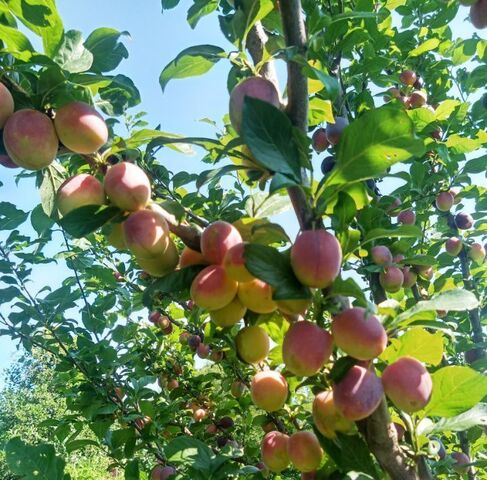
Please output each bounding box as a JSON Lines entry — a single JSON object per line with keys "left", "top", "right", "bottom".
{"left": 0, "top": 0, "right": 480, "bottom": 379}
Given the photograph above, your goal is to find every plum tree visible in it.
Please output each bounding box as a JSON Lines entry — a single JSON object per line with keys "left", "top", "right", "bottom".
{"left": 290, "top": 230, "right": 342, "bottom": 288}
{"left": 151, "top": 465, "right": 176, "bottom": 479}
{"left": 200, "top": 221, "right": 243, "bottom": 265}
{"left": 230, "top": 380, "right": 246, "bottom": 398}
{"left": 371, "top": 245, "right": 393, "bottom": 266}
{"left": 178, "top": 247, "right": 208, "bottom": 268}
{"left": 282, "top": 320, "right": 333, "bottom": 376}
{"left": 237, "top": 278, "right": 277, "bottom": 313}
{"left": 399, "top": 70, "right": 417, "bottom": 86}
{"left": 333, "top": 366, "right": 384, "bottom": 420}
{"left": 135, "top": 241, "right": 179, "bottom": 277}
{"left": 401, "top": 267, "right": 417, "bottom": 289}
{"left": 54, "top": 101, "right": 108, "bottom": 154}
{"left": 379, "top": 266, "right": 404, "bottom": 292}
{"left": 223, "top": 242, "right": 254, "bottom": 282}
{"left": 261, "top": 431, "right": 290, "bottom": 473}
{"left": 331, "top": 307, "right": 387, "bottom": 360}
{"left": 235, "top": 325, "right": 270, "bottom": 364}
{"left": 229, "top": 76, "right": 280, "bottom": 133}
{"left": 3, "top": 109, "right": 59, "bottom": 170}
{"left": 320, "top": 155, "right": 335, "bottom": 175}
{"left": 382, "top": 357, "right": 432, "bottom": 413}
{"left": 190, "top": 265, "right": 238, "bottom": 310}
{"left": 408, "top": 90, "right": 427, "bottom": 108}
{"left": 250, "top": 370, "right": 288, "bottom": 412}
{"left": 276, "top": 298, "right": 310, "bottom": 316}
{"left": 451, "top": 451, "right": 471, "bottom": 474}
{"left": 287, "top": 431, "right": 323, "bottom": 473}
{"left": 104, "top": 162, "right": 151, "bottom": 211}
{"left": 312, "top": 390, "right": 354, "bottom": 438}
{"left": 0, "top": 83, "right": 14, "bottom": 128}
{"left": 56, "top": 173, "right": 105, "bottom": 216}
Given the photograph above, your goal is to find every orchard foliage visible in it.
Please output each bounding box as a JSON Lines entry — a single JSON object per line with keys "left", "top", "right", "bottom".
{"left": 0, "top": 0, "right": 486, "bottom": 479}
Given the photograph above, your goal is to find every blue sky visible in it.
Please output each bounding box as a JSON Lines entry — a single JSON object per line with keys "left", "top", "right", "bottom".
{"left": 0, "top": 0, "right": 479, "bottom": 378}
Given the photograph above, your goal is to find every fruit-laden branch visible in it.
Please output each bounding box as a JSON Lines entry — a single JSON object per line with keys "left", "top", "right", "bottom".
{"left": 248, "top": 2, "right": 420, "bottom": 478}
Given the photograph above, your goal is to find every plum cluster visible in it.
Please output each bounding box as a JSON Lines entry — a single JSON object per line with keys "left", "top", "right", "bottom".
{"left": 0, "top": 82, "right": 108, "bottom": 170}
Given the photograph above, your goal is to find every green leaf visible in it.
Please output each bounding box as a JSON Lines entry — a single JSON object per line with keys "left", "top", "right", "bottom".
{"left": 5, "top": 438, "right": 65, "bottom": 480}
{"left": 0, "top": 23, "right": 34, "bottom": 53}
{"left": 40, "top": 165, "right": 65, "bottom": 218}
{"left": 329, "top": 277, "right": 368, "bottom": 307}
{"left": 409, "top": 38, "right": 440, "bottom": 57}
{"left": 0, "top": 202, "right": 28, "bottom": 230}
{"left": 84, "top": 27, "right": 129, "bottom": 73}
{"left": 98, "top": 74, "right": 141, "bottom": 115}
{"left": 165, "top": 436, "right": 213, "bottom": 472}
{"left": 243, "top": 244, "right": 311, "bottom": 300}
{"left": 423, "top": 366, "right": 487, "bottom": 417}
{"left": 59, "top": 205, "right": 120, "bottom": 238}
{"left": 325, "top": 105, "right": 425, "bottom": 187}
{"left": 392, "top": 289, "right": 479, "bottom": 327}
{"left": 380, "top": 328, "right": 444, "bottom": 365}
{"left": 241, "top": 97, "right": 302, "bottom": 182}
{"left": 420, "top": 403, "right": 487, "bottom": 434}
{"left": 196, "top": 164, "right": 247, "bottom": 189}
{"left": 53, "top": 30, "right": 93, "bottom": 73}
{"left": 161, "top": 0, "right": 181, "bottom": 9}
{"left": 5, "top": 0, "right": 64, "bottom": 56}
{"left": 159, "top": 45, "right": 225, "bottom": 92}
{"left": 187, "top": 0, "right": 219, "bottom": 29}
{"left": 31, "top": 204, "right": 54, "bottom": 235}
{"left": 142, "top": 266, "right": 204, "bottom": 307}
{"left": 362, "top": 225, "right": 422, "bottom": 244}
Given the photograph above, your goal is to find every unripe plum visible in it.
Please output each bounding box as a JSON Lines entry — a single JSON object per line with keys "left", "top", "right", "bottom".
{"left": 193, "top": 408, "right": 208, "bottom": 422}
{"left": 104, "top": 222, "right": 126, "bottom": 249}
{"left": 56, "top": 173, "right": 105, "bottom": 216}
{"left": 451, "top": 452, "right": 471, "bottom": 474}
{"left": 449, "top": 188, "right": 461, "bottom": 204}
{"left": 282, "top": 320, "right": 333, "bottom": 376}
{"left": 435, "top": 191, "right": 454, "bottom": 212}
{"left": 190, "top": 265, "right": 238, "bottom": 310}
{"left": 399, "top": 70, "right": 417, "bottom": 86}
{"left": 188, "top": 334, "right": 202, "bottom": 350}
{"left": 229, "top": 76, "right": 280, "bottom": 133}
{"left": 379, "top": 266, "right": 404, "bottom": 292}
{"left": 445, "top": 237, "right": 463, "bottom": 256}
{"left": 251, "top": 370, "right": 288, "bottom": 412}
{"left": 135, "top": 240, "right": 179, "bottom": 277}
{"left": 470, "top": 0, "right": 487, "bottom": 28}
{"left": 3, "top": 109, "right": 58, "bottom": 170}
{"left": 384, "top": 87, "right": 401, "bottom": 102}
{"left": 210, "top": 296, "right": 247, "bottom": 327}
{"left": 417, "top": 265, "right": 434, "bottom": 281}
{"left": 455, "top": 212, "right": 474, "bottom": 230}
{"left": 312, "top": 127, "right": 330, "bottom": 153}
{"left": 402, "top": 267, "right": 417, "bottom": 289}
{"left": 179, "top": 247, "right": 208, "bottom": 268}
{"left": 201, "top": 221, "right": 242, "bottom": 265}
{"left": 287, "top": 431, "right": 323, "bottom": 473}
{"left": 236, "top": 325, "right": 270, "bottom": 364}
{"left": 393, "top": 254, "right": 405, "bottom": 263}
{"left": 333, "top": 366, "right": 383, "bottom": 421}
{"left": 123, "top": 208, "right": 170, "bottom": 258}
{"left": 167, "top": 379, "right": 179, "bottom": 391}
{"left": 291, "top": 230, "right": 342, "bottom": 288}
{"left": 223, "top": 242, "right": 254, "bottom": 282}
{"left": 331, "top": 307, "right": 387, "bottom": 360}
{"left": 397, "top": 210, "right": 416, "bottom": 225}
{"left": 238, "top": 278, "right": 277, "bottom": 314}
{"left": 104, "top": 162, "right": 151, "bottom": 211}
{"left": 0, "top": 83, "right": 14, "bottom": 128}
{"left": 0, "top": 154, "right": 18, "bottom": 169}
{"left": 54, "top": 101, "right": 108, "bottom": 154}
{"left": 276, "top": 298, "right": 310, "bottom": 316}
{"left": 386, "top": 197, "right": 402, "bottom": 216}
{"left": 261, "top": 431, "right": 290, "bottom": 473}
{"left": 312, "top": 390, "right": 354, "bottom": 438}
{"left": 408, "top": 90, "right": 427, "bottom": 108}
{"left": 151, "top": 465, "right": 176, "bottom": 480}
{"left": 326, "top": 116, "right": 349, "bottom": 145}
{"left": 382, "top": 356, "right": 432, "bottom": 413}
{"left": 371, "top": 245, "right": 393, "bottom": 266}
{"left": 469, "top": 242, "right": 485, "bottom": 265}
